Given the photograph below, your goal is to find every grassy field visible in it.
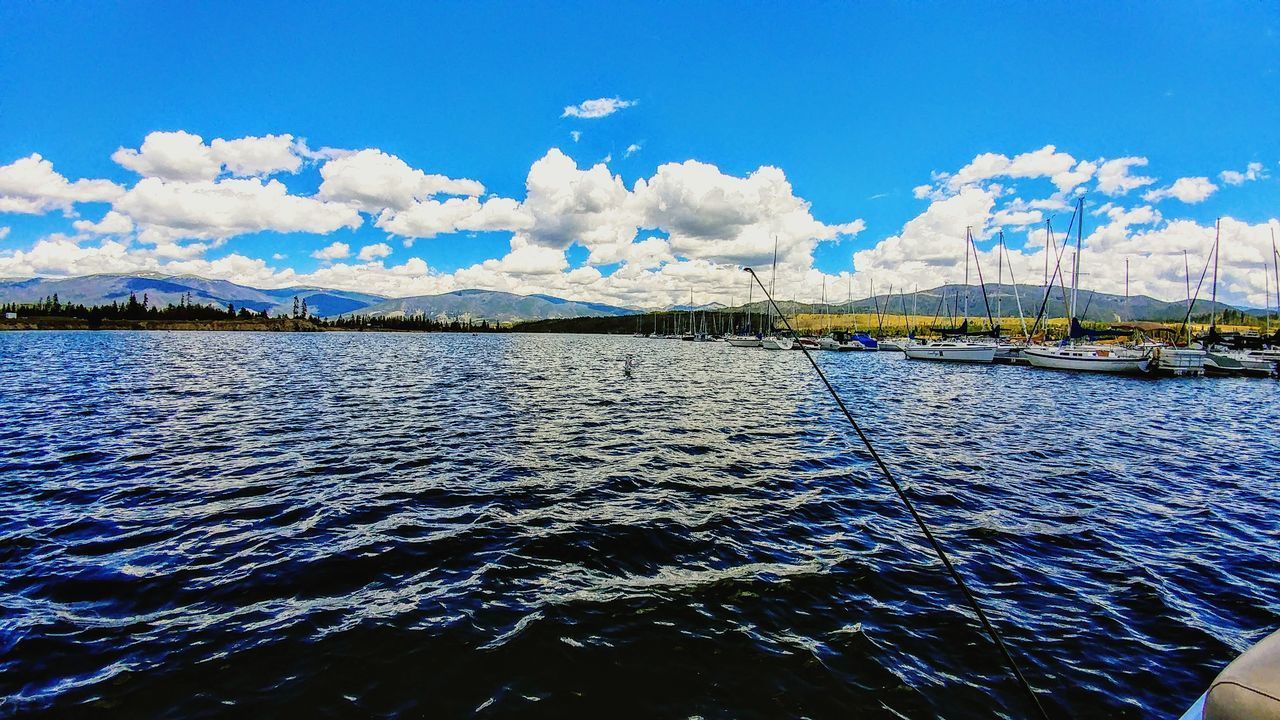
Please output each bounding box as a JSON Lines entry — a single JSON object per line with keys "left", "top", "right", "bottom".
{"left": 784, "top": 312, "right": 1259, "bottom": 337}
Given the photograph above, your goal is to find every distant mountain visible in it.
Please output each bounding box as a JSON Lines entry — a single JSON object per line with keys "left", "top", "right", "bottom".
{"left": 3, "top": 274, "right": 1260, "bottom": 326}
{"left": 0, "top": 274, "right": 386, "bottom": 317}
{"left": 354, "top": 289, "right": 634, "bottom": 322}
{"left": 666, "top": 301, "right": 727, "bottom": 312}
{"left": 727, "top": 283, "right": 1262, "bottom": 324}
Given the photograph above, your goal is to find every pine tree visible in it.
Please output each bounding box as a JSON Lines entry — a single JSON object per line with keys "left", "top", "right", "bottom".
{"left": 292, "top": 296, "right": 300, "bottom": 318}
{"left": 300, "top": 298, "right": 308, "bottom": 319}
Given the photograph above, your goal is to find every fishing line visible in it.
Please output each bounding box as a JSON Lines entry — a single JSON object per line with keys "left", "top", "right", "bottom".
{"left": 743, "top": 267, "right": 1051, "bottom": 720}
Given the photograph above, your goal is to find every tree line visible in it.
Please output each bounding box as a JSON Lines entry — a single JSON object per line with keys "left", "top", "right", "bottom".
{"left": 2, "top": 293, "right": 509, "bottom": 332}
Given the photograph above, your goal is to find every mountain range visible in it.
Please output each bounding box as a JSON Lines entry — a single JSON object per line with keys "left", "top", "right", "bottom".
{"left": 0, "top": 273, "right": 1264, "bottom": 324}
{"left": 0, "top": 273, "right": 634, "bottom": 322}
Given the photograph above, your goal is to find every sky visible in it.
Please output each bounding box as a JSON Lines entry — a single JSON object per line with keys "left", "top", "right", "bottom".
{"left": 1, "top": 2, "right": 1279, "bottom": 308}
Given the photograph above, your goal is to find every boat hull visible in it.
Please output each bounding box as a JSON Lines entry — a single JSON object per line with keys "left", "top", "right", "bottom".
{"left": 726, "top": 337, "right": 762, "bottom": 348}
{"left": 761, "top": 337, "right": 794, "bottom": 350}
{"left": 1153, "top": 348, "right": 1206, "bottom": 376}
{"left": 902, "top": 344, "right": 996, "bottom": 363}
{"left": 1024, "top": 347, "right": 1150, "bottom": 374}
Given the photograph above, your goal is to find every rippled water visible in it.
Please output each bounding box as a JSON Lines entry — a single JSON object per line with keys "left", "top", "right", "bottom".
{"left": 2, "top": 331, "right": 1277, "bottom": 718}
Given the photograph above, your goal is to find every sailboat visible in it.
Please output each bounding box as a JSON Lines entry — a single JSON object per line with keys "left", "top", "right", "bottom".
{"left": 903, "top": 229, "right": 997, "bottom": 363}
{"left": 760, "top": 236, "right": 794, "bottom": 350}
{"left": 1024, "top": 198, "right": 1153, "bottom": 374}
{"left": 1197, "top": 222, "right": 1278, "bottom": 377}
{"left": 727, "top": 273, "right": 763, "bottom": 347}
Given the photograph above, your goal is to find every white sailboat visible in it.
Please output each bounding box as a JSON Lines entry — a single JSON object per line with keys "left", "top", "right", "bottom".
{"left": 1023, "top": 344, "right": 1151, "bottom": 373}
{"left": 726, "top": 271, "right": 762, "bottom": 347}
{"left": 904, "top": 341, "right": 997, "bottom": 362}
{"left": 902, "top": 229, "right": 996, "bottom": 363}
{"left": 761, "top": 236, "right": 794, "bottom": 350}
{"left": 1024, "top": 199, "right": 1153, "bottom": 375}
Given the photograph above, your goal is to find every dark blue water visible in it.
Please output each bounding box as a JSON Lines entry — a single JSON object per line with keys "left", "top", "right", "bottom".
{"left": 1, "top": 331, "right": 1277, "bottom": 718}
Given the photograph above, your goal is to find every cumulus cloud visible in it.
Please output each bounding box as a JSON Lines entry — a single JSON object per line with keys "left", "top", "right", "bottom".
{"left": 1219, "top": 162, "right": 1266, "bottom": 186}
{"left": 357, "top": 242, "right": 392, "bottom": 261}
{"left": 115, "top": 177, "right": 362, "bottom": 240}
{"left": 376, "top": 196, "right": 532, "bottom": 239}
{"left": 1143, "top": 176, "right": 1217, "bottom": 204}
{"left": 0, "top": 154, "right": 124, "bottom": 215}
{"left": 1095, "top": 157, "right": 1155, "bottom": 196}
{"left": 8, "top": 133, "right": 1280, "bottom": 310}
{"left": 317, "top": 149, "right": 484, "bottom": 212}
{"left": 561, "top": 97, "right": 636, "bottom": 119}
{"left": 113, "top": 131, "right": 305, "bottom": 181}
{"left": 625, "top": 143, "right": 641, "bottom": 157}
{"left": 312, "top": 241, "right": 351, "bottom": 261}
{"left": 73, "top": 210, "right": 135, "bottom": 235}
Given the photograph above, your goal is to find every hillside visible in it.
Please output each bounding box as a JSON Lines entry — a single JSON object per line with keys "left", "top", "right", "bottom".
{"left": 353, "top": 289, "right": 634, "bottom": 322}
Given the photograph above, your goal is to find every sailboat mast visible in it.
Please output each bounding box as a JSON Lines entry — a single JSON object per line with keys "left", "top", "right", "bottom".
{"left": 1124, "top": 257, "right": 1129, "bottom": 322}
{"left": 997, "top": 232, "right": 1004, "bottom": 323}
{"left": 963, "top": 227, "right": 971, "bottom": 324}
{"left": 1272, "top": 228, "right": 1279, "bottom": 336}
{"left": 1071, "top": 199, "right": 1083, "bottom": 320}
{"left": 1211, "top": 219, "right": 1221, "bottom": 329}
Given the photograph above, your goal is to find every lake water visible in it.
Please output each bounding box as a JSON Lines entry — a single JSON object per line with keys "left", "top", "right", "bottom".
{"left": 2, "top": 331, "right": 1278, "bottom": 718}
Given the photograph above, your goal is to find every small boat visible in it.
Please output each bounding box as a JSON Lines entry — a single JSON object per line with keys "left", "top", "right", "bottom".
{"left": 794, "top": 337, "right": 821, "bottom": 350}
{"left": 877, "top": 338, "right": 907, "bottom": 353}
{"left": 1023, "top": 344, "right": 1151, "bottom": 374}
{"left": 1204, "top": 350, "right": 1276, "bottom": 377}
{"left": 1179, "top": 627, "right": 1280, "bottom": 720}
{"left": 726, "top": 335, "right": 762, "bottom": 348}
{"left": 903, "top": 340, "right": 997, "bottom": 363}
{"left": 850, "top": 331, "right": 879, "bottom": 350}
{"left": 761, "top": 335, "right": 794, "bottom": 350}
{"left": 1151, "top": 346, "right": 1207, "bottom": 376}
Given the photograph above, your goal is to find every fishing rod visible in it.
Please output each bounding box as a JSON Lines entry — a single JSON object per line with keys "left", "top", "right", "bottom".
{"left": 742, "top": 267, "right": 1052, "bottom": 720}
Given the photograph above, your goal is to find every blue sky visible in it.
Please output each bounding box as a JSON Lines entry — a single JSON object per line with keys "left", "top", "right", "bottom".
{"left": 1, "top": 2, "right": 1278, "bottom": 306}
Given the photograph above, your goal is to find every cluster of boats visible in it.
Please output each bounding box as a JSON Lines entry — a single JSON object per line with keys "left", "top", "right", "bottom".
{"left": 638, "top": 201, "right": 1280, "bottom": 378}
{"left": 636, "top": 325, "right": 1279, "bottom": 378}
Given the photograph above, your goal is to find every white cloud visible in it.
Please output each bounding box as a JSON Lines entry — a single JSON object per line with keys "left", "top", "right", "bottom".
{"left": 72, "top": 210, "right": 135, "bottom": 235}
{"left": 561, "top": 97, "right": 636, "bottom": 119}
{"left": 377, "top": 196, "right": 532, "bottom": 239}
{"left": 625, "top": 143, "right": 642, "bottom": 157}
{"left": 570, "top": 131, "right": 582, "bottom": 143}
{"left": 317, "top": 149, "right": 484, "bottom": 212}
{"left": 1219, "top": 162, "right": 1266, "bottom": 186}
{"left": 0, "top": 154, "right": 124, "bottom": 215}
{"left": 357, "top": 242, "right": 392, "bottom": 261}
{"left": 1143, "top": 176, "right": 1217, "bottom": 204}
{"left": 112, "top": 131, "right": 306, "bottom": 181}
{"left": 941, "top": 145, "right": 1089, "bottom": 195}
{"left": 312, "top": 241, "right": 351, "bottom": 260}
{"left": 211, "top": 134, "right": 302, "bottom": 176}
{"left": 1095, "top": 157, "right": 1155, "bottom": 196}
{"left": 113, "top": 131, "right": 221, "bottom": 181}
{"left": 115, "top": 177, "right": 363, "bottom": 239}
{"left": 0, "top": 226, "right": 8, "bottom": 240}
{"left": 9, "top": 134, "right": 1280, "bottom": 310}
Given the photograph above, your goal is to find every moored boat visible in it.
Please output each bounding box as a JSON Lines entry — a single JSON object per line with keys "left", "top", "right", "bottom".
{"left": 903, "top": 340, "right": 997, "bottom": 363}
{"left": 1023, "top": 344, "right": 1151, "bottom": 374}
{"left": 1151, "top": 346, "right": 1207, "bottom": 376}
